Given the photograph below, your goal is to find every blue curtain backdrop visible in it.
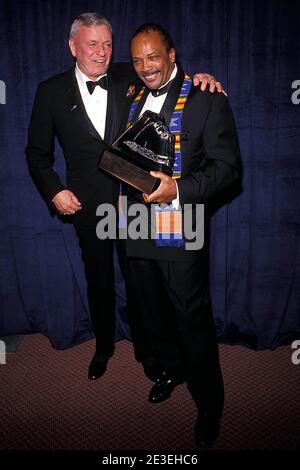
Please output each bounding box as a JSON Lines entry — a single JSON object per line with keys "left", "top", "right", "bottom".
{"left": 0, "top": 0, "right": 299, "bottom": 349}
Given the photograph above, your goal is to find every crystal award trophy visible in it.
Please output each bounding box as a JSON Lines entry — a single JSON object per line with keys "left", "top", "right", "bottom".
{"left": 99, "top": 110, "right": 175, "bottom": 193}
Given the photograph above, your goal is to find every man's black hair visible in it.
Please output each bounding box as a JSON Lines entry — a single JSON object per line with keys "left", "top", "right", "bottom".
{"left": 131, "top": 23, "right": 175, "bottom": 52}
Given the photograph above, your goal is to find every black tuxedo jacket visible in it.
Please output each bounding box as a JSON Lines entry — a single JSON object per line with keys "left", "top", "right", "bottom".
{"left": 125, "top": 67, "right": 242, "bottom": 261}
{"left": 26, "top": 63, "right": 138, "bottom": 229}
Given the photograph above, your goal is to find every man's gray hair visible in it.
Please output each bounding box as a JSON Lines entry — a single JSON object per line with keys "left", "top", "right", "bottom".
{"left": 70, "top": 12, "right": 113, "bottom": 38}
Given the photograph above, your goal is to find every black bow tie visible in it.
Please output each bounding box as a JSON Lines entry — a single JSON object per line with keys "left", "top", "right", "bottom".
{"left": 150, "top": 79, "right": 173, "bottom": 97}
{"left": 86, "top": 76, "right": 108, "bottom": 94}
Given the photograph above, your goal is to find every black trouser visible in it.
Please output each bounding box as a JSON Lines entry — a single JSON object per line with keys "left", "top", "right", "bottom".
{"left": 126, "top": 257, "right": 224, "bottom": 417}
{"left": 76, "top": 228, "right": 115, "bottom": 358}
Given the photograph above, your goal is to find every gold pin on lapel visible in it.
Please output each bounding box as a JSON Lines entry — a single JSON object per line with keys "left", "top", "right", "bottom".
{"left": 127, "top": 84, "right": 135, "bottom": 97}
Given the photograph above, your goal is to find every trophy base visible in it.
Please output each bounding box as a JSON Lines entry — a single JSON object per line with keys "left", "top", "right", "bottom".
{"left": 99, "top": 150, "right": 160, "bottom": 194}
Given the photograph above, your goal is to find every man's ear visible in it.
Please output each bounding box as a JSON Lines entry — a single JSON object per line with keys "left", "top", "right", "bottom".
{"left": 68, "top": 38, "right": 76, "bottom": 58}
{"left": 169, "top": 48, "right": 176, "bottom": 63}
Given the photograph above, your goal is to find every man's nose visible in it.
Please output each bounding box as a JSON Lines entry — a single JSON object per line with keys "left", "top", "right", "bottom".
{"left": 96, "top": 44, "right": 106, "bottom": 56}
{"left": 142, "top": 59, "right": 152, "bottom": 71}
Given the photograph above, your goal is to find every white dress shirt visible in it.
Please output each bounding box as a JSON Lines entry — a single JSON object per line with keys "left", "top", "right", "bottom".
{"left": 139, "top": 64, "right": 180, "bottom": 207}
{"left": 75, "top": 64, "right": 108, "bottom": 140}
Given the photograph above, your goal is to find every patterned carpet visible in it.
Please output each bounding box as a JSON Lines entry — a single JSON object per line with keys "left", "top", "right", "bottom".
{"left": 0, "top": 334, "right": 299, "bottom": 451}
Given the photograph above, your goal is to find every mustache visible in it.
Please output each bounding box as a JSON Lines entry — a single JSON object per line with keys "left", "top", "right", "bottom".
{"left": 141, "top": 69, "right": 160, "bottom": 78}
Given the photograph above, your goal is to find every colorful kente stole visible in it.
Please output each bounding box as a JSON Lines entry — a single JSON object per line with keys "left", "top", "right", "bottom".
{"left": 126, "top": 87, "right": 145, "bottom": 128}
{"left": 126, "top": 74, "right": 192, "bottom": 247}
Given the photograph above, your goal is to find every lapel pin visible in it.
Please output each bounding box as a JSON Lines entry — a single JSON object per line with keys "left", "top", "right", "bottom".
{"left": 126, "top": 85, "right": 135, "bottom": 97}
{"left": 70, "top": 105, "right": 77, "bottom": 112}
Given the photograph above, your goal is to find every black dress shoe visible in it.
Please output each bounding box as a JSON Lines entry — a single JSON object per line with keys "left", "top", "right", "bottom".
{"left": 143, "top": 363, "right": 166, "bottom": 382}
{"left": 88, "top": 355, "right": 108, "bottom": 380}
{"left": 195, "top": 414, "right": 220, "bottom": 449}
{"left": 148, "top": 375, "right": 180, "bottom": 403}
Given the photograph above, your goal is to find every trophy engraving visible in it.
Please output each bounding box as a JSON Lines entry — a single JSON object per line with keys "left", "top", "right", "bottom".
{"left": 99, "top": 110, "right": 175, "bottom": 193}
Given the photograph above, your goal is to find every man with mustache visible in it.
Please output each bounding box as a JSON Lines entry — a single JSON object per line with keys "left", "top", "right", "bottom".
{"left": 26, "top": 12, "right": 224, "bottom": 383}
{"left": 122, "top": 24, "right": 241, "bottom": 449}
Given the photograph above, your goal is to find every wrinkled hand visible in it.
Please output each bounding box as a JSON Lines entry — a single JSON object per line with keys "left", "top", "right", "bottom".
{"left": 143, "top": 171, "right": 177, "bottom": 204}
{"left": 192, "top": 73, "right": 227, "bottom": 96}
{"left": 52, "top": 189, "right": 82, "bottom": 215}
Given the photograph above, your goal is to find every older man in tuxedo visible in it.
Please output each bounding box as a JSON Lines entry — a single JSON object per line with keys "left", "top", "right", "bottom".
{"left": 26, "top": 13, "right": 139, "bottom": 381}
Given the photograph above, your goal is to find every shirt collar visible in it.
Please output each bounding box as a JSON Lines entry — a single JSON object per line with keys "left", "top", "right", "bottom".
{"left": 157, "top": 63, "right": 177, "bottom": 90}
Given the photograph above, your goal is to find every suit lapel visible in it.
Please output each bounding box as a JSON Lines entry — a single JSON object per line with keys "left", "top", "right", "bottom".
{"left": 160, "top": 68, "right": 185, "bottom": 125}
{"left": 110, "top": 83, "right": 146, "bottom": 136}
{"left": 131, "top": 87, "right": 149, "bottom": 121}
{"left": 104, "top": 75, "right": 115, "bottom": 145}
{"left": 64, "top": 68, "right": 104, "bottom": 143}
